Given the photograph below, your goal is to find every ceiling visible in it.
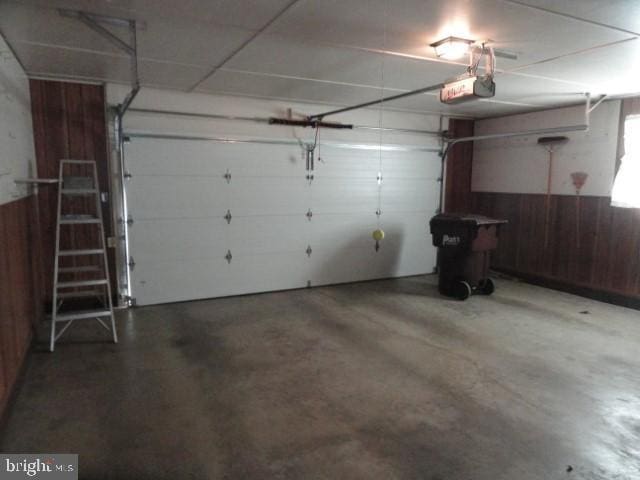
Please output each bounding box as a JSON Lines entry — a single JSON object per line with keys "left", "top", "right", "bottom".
{"left": 1, "top": 0, "right": 639, "bottom": 118}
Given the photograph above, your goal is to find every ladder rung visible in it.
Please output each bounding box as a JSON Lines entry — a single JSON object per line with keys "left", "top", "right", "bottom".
{"left": 58, "top": 266, "right": 101, "bottom": 274}
{"left": 59, "top": 249, "right": 104, "bottom": 256}
{"left": 61, "top": 189, "right": 98, "bottom": 195}
{"left": 58, "top": 279, "right": 108, "bottom": 288}
{"left": 57, "top": 290, "right": 103, "bottom": 299}
{"left": 55, "top": 309, "right": 112, "bottom": 322}
{"left": 60, "top": 217, "right": 101, "bottom": 225}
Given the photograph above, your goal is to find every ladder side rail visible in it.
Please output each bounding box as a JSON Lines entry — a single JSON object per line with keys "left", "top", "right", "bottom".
{"left": 50, "top": 162, "right": 65, "bottom": 351}
{"left": 92, "top": 162, "right": 118, "bottom": 343}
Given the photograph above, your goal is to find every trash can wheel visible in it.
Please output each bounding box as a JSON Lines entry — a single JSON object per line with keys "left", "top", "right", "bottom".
{"left": 453, "top": 280, "right": 472, "bottom": 301}
{"left": 478, "top": 278, "right": 495, "bottom": 296}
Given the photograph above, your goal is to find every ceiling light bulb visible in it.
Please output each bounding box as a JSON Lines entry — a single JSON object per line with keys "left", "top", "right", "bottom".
{"left": 430, "top": 36, "right": 473, "bottom": 60}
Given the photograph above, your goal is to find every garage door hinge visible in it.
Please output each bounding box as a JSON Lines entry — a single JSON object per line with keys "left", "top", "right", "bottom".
{"left": 225, "top": 250, "right": 233, "bottom": 264}
{"left": 124, "top": 171, "right": 132, "bottom": 180}
{"left": 306, "top": 245, "right": 312, "bottom": 257}
{"left": 376, "top": 208, "right": 382, "bottom": 217}
{"left": 126, "top": 215, "right": 134, "bottom": 227}
{"left": 224, "top": 209, "right": 232, "bottom": 224}
{"left": 224, "top": 169, "right": 231, "bottom": 183}
{"left": 128, "top": 256, "right": 136, "bottom": 271}
{"left": 306, "top": 209, "right": 313, "bottom": 221}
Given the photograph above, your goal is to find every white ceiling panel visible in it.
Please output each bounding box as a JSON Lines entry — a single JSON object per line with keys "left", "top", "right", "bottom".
{"left": 196, "top": 70, "right": 384, "bottom": 108}
{"left": 10, "top": 0, "right": 296, "bottom": 30}
{"left": 516, "top": 38, "right": 640, "bottom": 95}
{"left": 224, "top": 35, "right": 466, "bottom": 91}
{"left": 9, "top": 42, "right": 131, "bottom": 83}
{"left": 0, "top": 2, "right": 264, "bottom": 68}
{"left": 0, "top": 2, "right": 123, "bottom": 55}
{"left": 1, "top": 0, "right": 638, "bottom": 117}
{"left": 197, "top": 69, "right": 535, "bottom": 118}
{"left": 506, "top": 0, "right": 640, "bottom": 35}
{"left": 267, "top": 0, "right": 629, "bottom": 68}
{"left": 138, "top": 61, "right": 209, "bottom": 91}
{"left": 11, "top": 42, "right": 208, "bottom": 89}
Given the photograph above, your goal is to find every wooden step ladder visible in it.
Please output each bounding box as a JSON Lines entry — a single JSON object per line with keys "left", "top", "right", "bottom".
{"left": 50, "top": 160, "right": 117, "bottom": 351}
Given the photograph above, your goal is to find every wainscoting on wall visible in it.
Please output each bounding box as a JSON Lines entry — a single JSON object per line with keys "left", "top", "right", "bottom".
{"left": 0, "top": 195, "right": 42, "bottom": 417}
{"left": 473, "top": 192, "right": 640, "bottom": 305}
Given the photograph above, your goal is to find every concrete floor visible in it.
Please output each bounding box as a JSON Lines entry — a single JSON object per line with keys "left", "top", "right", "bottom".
{"left": 2, "top": 275, "right": 640, "bottom": 479}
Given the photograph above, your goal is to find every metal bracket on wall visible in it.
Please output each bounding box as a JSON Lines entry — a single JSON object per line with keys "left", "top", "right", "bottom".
{"left": 224, "top": 170, "right": 231, "bottom": 183}
{"left": 128, "top": 257, "right": 136, "bottom": 271}
{"left": 126, "top": 215, "right": 134, "bottom": 227}
{"left": 306, "top": 209, "right": 313, "bottom": 221}
{"left": 224, "top": 210, "right": 232, "bottom": 224}
{"left": 377, "top": 172, "right": 383, "bottom": 185}
{"left": 225, "top": 250, "right": 233, "bottom": 264}
{"left": 59, "top": 9, "right": 140, "bottom": 117}
{"left": 376, "top": 209, "right": 382, "bottom": 217}
{"left": 306, "top": 245, "right": 312, "bottom": 257}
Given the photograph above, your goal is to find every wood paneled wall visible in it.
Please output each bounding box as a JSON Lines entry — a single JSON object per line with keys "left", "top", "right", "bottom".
{"left": 473, "top": 192, "right": 640, "bottom": 304}
{"left": 29, "top": 80, "right": 114, "bottom": 303}
{"left": 0, "top": 195, "right": 42, "bottom": 417}
{"left": 444, "top": 117, "right": 640, "bottom": 307}
{"left": 444, "top": 119, "right": 474, "bottom": 213}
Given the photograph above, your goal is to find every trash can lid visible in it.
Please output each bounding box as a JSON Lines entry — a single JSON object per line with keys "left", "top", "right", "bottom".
{"left": 430, "top": 213, "right": 508, "bottom": 226}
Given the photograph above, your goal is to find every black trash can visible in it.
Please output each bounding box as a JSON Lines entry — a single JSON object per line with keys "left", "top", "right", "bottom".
{"left": 429, "top": 213, "right": 508, "bottom": 300}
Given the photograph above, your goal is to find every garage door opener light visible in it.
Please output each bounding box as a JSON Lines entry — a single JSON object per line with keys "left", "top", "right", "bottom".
{"left": 430, "top": 36, "right": 474, "bottom": 60}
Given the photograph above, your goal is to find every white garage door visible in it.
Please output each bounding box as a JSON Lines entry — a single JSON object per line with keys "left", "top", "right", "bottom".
{"left": 124, "top": 136, "right": 440, "bottom": 306}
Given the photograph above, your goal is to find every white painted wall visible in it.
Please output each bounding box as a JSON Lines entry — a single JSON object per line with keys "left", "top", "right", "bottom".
{"left": 0, "top": 33, "right": 36, "bottom": 205}
{"left": 472, "top": 101, "right": 621, "bottom": 196}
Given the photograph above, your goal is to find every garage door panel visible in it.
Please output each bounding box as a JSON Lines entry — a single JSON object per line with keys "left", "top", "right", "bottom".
{"left": 224, "top": 144, "right": 303, "bottom": 177}
{"left": 382, "top": 152, "right": 441, "bottom": 179}
{"left": 230, "top": 215, "right": 309, "bottom": 255}
{"left": 125, "top": 138, "right": 226, "bottom": 176}
{"left": 381, "top": 179, "right": 439, "bottom": 213}
{"left": 131, "top": 258, "right": 232, "bottom": 306}
{"left": 312, "top": 177, "right": 378, "bottom": 214}
{"left": 129, "top": 218, "right": 227, "bottom": 265}
{"left": 314, "top": 147, "right": 380, "bottom": 178}
{"left": 380, "top": 212, "right": 431, "bottom": 247}
{"left": 124, "top": 135, "right": 439, "bottom": 305}
{"left": 310, "top": 246, "right": 380, "bottom": 286}
{"left": 230, "top": 253, "right": 309, "bottom": 295}
{"left": 311, "top": 213, "right": 376, "bottom": 251}
{"left": 128, "top": 175, "right": 228, "bottom": 219}
{"left": 387, "top": 240, "right": 436, "bottom": 277}
{"left": 231, "top": 177, "right": 308, "bottom": 216}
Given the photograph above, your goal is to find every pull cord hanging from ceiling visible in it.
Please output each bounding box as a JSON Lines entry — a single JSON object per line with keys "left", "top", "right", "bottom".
{"left": 373, "top": 0, "right": 389, "bottom": 252}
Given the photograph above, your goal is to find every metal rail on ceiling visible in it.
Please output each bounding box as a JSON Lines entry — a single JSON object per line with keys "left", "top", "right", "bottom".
{"left": 307, "top": 83, "right": 445, "bottom": 121}
{"left": 123, "top": 132, "right": 442, "bottom": 153}
{"left": 125, "top": 107, "right": 442, "bottom": 136}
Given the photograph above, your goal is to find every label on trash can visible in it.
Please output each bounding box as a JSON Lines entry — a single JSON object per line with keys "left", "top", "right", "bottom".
{"left": 442, "top": 235, "right": 461, "bottom": 246}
